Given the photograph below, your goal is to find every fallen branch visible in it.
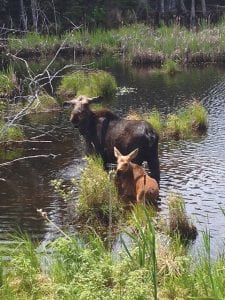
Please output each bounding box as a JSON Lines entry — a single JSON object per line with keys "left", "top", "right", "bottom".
{"left": 0, "top": 139, "right": 52, "bottom": 146}
{"left": 0, "top": 153, "right": 60, "bottom": 167}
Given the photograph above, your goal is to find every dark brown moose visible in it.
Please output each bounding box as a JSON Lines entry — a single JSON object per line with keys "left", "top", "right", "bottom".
{"left": 114, "top": 147, "right": 159, "bottom": 205}
{"left": 63, "top": 95, "right": 160, "bottom": 183}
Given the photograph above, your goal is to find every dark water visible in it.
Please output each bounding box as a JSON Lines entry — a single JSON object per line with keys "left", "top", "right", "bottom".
{"left": 1, "top": 61, "right": 225, "bottom": 256}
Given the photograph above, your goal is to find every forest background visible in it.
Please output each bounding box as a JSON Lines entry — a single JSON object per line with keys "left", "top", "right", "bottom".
{"left": 1, "top": 0, "right": 225, "bottom": 34}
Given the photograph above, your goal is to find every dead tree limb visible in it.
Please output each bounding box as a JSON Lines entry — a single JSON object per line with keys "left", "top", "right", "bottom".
{"left": 0, "top": 153, "right": 60, "bottom": 168}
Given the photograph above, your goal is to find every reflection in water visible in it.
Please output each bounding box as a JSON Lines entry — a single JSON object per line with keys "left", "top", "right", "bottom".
{"left": 0, "top": 62, "right": 225, "bottom": 256}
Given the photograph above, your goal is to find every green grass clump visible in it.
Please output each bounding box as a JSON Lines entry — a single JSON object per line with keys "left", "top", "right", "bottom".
{"left": 162, "top": 59, "right": 180, "bottom": 74}
{"left": 145, "top": 109, "right": 164, "bottom": 136}
{"left": 8, "top": 32, "right": 59, "bottom": 52}
{"left": 58, "top": 70, "right": 117, "bottom": 99}
{"left": 78, "top": 155, "right": 121, "bottom": 226}
{"left": 0, "top": 121, "right": 24, "bottom": 142}
{"left": 128, "top": 102, "right": 207, "bottom": 139}
{"left": 0, "top": 69, "right": 14, "bottom": 96}
{"left": 29, "top": 93, "right": 59, "bottom": 113}
{"left": 165, "top": 102, "right": 208, "bottom": 138}
{"left": 166, "top": 193, "right": 197, "bottom": 241}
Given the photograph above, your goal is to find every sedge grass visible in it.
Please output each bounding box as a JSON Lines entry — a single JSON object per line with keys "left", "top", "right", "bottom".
{"left": 58, "top": 70, "right": 117, "bottom": 99}
{"left": 126, "top": 102, "right": 208, "bottom": 140}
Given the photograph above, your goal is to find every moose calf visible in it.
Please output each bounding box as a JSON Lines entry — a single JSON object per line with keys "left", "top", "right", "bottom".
{"left": 114, "top": 147, "right": 159, "bottom": 206}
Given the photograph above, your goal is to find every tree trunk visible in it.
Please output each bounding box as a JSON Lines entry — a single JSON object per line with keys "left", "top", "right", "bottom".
{"left": 201, "top": 0, "right": 207, "bottom": 17}
{"left": 31, "top": 0, "right": 38, "bottom": 32}
{"left": 180, "top": 0, "right": 187, "bottom": 13}
{"left": 190, "top": 0, "right": 196, "bottom": 30}
{"left": 161, "top": 0, "right": 165, "bottom": 14}
{"left": 20, "top": 0, "right": 27, "bottom": 31}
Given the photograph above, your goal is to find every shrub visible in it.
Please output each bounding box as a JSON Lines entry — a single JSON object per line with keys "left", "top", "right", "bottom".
{"left": 58, "top": 70, "right": 117, "bottom": 99}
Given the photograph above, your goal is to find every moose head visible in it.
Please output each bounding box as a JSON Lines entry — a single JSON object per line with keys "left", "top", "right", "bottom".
{"left": 63, "top": 95, "right": 102, "bottom": 126}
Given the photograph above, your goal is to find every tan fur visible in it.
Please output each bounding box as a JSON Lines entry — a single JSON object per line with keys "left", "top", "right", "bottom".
{"left": 114, "top": 147, "right": 159, "bottom": 205}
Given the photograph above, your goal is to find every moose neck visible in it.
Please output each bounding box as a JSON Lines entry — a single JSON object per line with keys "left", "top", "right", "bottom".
{"left": 78, "top": 109, "right": 96, "bottom": 138}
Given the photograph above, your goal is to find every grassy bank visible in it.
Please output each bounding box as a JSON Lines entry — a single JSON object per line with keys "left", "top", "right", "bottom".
{"left": 6, "top": 19, "right": 225, "bottom": 65}
{"left": 0, "top": 207, "right": 224, "bottom": 300}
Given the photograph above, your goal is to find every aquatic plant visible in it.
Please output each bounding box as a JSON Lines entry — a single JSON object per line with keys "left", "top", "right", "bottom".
{"left": 145, "top": 109, "right": 164, "bottom": 136}
{"left": 0, "top": 121, "right": 24, "bottom": 142}
{"left": 77, "top": 155, "right": 121, "bottom": 227}
{"left": 126, "top": 102, "right": 207, "bottom": 140}
{"left": 162, "top": 59, "right": 180, "bottom": 74}
{"left": 29, "top": 92, "right": 59, "bottom": 113}
{"left": 166, "top": 193, "right": 197, "bottom": 241}
{"left": 0, "top": 68, "right": 15, "bottom": 97}
{"left": 58, "top": 70, "right": 117, "bottom": 99}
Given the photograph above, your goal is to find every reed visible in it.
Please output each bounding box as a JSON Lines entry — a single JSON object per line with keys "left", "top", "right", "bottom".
{"left": 0, "top": 68, "right": 15, "bottom": 96}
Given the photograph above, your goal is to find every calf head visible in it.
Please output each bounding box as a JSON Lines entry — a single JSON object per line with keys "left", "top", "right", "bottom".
{"left": 114, "top": 147, "right": 139, "bottom": 173}
{"left": 63, "top": 95, "right": 101, "bottom": 126}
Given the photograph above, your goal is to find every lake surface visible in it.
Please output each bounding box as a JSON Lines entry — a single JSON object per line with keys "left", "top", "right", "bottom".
{"left": 0, "top": 60, "right": 225, "bottom": 256}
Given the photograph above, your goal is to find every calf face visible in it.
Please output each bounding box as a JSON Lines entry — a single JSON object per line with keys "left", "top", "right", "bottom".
{"left": 114, "top": 147, "right": 139, "bottom": 173}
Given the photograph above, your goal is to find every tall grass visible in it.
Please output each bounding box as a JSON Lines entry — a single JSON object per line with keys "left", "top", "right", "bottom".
{"left": 128, "top": 102, "right": 208, "bottom": 139}
{"left": 0, "top": 67, "right": 15, "bottom": 96}
{"left": 0, "top": 122, "right": 24, "bottom": 142}
{"left": 0, "top": 209, "right": 225, "bottom": 299}
{"left": 7, "top": 22, "right": 225, "bottom": 64}
{"left": 58, "top": 70, "right": 117, "bottom": 99}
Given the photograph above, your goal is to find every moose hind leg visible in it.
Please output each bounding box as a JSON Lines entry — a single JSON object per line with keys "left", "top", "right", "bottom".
{"left": 147, "top": 150, "right": 160, "bottom": 184}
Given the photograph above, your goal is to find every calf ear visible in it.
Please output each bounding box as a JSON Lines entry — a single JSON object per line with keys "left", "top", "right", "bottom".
{"left": 63, "top": 101, "right": 72, "bottom": 109}
{"left": 128, "top": 148, "right": 139, "bottom": 161}
{"left": 114, "top": 147, "right": 122, "bottom": 158}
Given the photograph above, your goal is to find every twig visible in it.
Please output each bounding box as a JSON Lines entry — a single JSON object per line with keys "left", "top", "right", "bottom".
{"left": 0, "top": 153, "right": 60, "bottom": 167}
{"left": 0, "top": 139, "right": 52, "bottom": 145}
{"left": 37, "top": 209, "right": 71, "bottom": 240}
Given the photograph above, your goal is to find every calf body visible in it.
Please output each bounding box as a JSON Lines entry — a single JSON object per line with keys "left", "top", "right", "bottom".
{"left": 114, "top": 147, "right": 159, "bottom": 205}
{"left": 63, "top": 95, "right": 160, "bottom": 183}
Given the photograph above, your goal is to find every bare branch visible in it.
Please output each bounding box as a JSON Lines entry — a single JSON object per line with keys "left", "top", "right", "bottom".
{"left": 0, "top": 153, "right": 60, "bottom": 168}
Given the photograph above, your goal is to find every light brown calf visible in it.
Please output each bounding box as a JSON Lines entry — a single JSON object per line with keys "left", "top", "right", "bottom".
{"left": 114, "top": 147, "right": 159, "bottom": 205}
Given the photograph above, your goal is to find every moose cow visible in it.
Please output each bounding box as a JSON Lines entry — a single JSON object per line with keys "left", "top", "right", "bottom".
{"left": 63, "top": 95, "right": 160, "bottom": 183}
{"left": 114, "top": 147, "right": 159, "bottom": 205}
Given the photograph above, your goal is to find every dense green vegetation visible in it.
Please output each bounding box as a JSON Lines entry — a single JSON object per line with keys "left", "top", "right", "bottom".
{"left": 6, "top": 20, "right": 225, "bottom": 66}
{"left": 0, "top": 206, "right": 224, "bottom": 300}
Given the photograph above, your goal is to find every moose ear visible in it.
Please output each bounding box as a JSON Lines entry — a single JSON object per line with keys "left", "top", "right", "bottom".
{"left": 114, "top": 147, "right": 122, "bottom": 158}
{"left": 88, "top": 96, "right": 103, "bottom": 104}
{"left": 128, "top": 148, "right": 139, "bottom": 161}
{"left": 63, "top": 101, "right": 72, "bottom": 109}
